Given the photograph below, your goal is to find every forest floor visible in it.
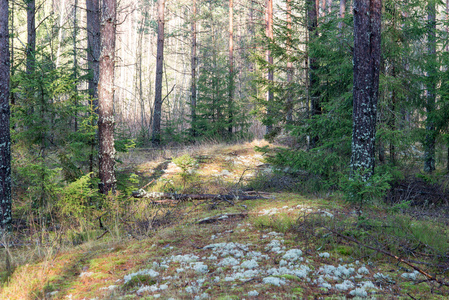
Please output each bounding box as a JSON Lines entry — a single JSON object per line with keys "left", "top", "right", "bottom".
{"left": 1, "top": 140, "right": 449, "bottom": 299}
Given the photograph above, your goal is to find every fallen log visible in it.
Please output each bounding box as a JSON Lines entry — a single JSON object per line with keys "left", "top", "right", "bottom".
{"left": 131, "top": 189, "right": 265, "bottom": 201}
{"left": 197, "top": 213, "right": 248, "bottom": 224}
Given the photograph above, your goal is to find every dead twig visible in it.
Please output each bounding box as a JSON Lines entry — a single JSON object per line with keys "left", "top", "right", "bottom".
{"left": 323, "top": 226, "right": 449, "bottom": 287}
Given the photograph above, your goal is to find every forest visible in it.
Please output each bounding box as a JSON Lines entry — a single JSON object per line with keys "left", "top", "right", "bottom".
{"left": 0, "top": 0, "right": 449, "bottom": 299}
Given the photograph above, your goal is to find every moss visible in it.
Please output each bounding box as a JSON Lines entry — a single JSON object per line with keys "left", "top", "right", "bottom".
{"left": 291, "top": 287, "right": 303, "bottom": 295}
{"left": 122, "top": 275, "right": 156, "bottom": 291}
{"left": 336, "top": 245, "right": 353, "bottom": 256}
{"left": 281, "top": 274, "right": 301, "bottom": 282}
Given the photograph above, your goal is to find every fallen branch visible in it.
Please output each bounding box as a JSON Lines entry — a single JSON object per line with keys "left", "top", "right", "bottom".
{"left": 197, "top": 213, "right": 248, "bottom": 224}
{"left": 132, "top": 190, "right": 265, "bottom": 201}
{"left": 323, "top": 226, "right": 449, "bottom": 287}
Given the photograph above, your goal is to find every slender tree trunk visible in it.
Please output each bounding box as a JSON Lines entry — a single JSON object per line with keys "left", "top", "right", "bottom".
{"left": 265, "top": 0, "right": 273, "bottom": 135}
{"left": 307, "top": 0, "right": 320, "bottom": 147}
{"left": 26, "top": 0, "right": 36, "bottom": 75}
{"left": 424, "top": 1, "right": 436, "bottom": 173}
{"left": 228, "top": 0, "right": 234, "bottom": 134}
{"left": 191, "top": 0, "right": 197, "bottom": 137}
{"left": 87, "top": 0, "right": 100, "bottom": 174}
{"left": 351, "top": 0, "right": 382, "bottom": 179}
{"left": 87, "top": 0, "right": 100, "bottom": 107}
{"left": 0, "top": 0, "right": 11, "bottom": 231}
{"left": 151, "top": 0, "right": 166, "bottom": 145}
{"left": 339, "top": 0, "right": 346, "bottom": 29}
{"left": 73, "top": 0, "right": 78, "bottom": 132}
{"left": 286, "top": 0, "right": 293, "bottom": 123}
{"left": 98, "top": 0, "right": 117, "bottom": 195}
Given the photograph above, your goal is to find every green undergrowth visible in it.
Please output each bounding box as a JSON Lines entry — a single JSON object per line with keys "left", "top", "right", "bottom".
{"left": 2, "top": 142, "right": 449, "bottom": 299}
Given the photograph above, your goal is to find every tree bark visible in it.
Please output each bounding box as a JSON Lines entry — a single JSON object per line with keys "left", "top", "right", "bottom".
{"left": 98, "top": 0, "right": 117, "bottom": 195}
{"left": 26, "top": 0, "right": 35, "bottom": 75}
{"left": 265, "top": 0, "right": 274, "bottom": 135}
{"left": 228, "top": 0, "right": 234, "bottom": 134}
{"left": 86, "top": 0, "right": 100, "bottom": 110}
{"left": 0, "top": 0, "right": 11, "bottom": 231}
{"left": 424, "top": 1, "right": 436, "bottom": 173}
{"left": 191, "top": 0, "right": 197, "bottom": 137}
{"left": 286, "top": 0, "right": 293, "bottom": 122}
{"left": 351, "top": 0, "right": 382, "bottom": 179}
{"left": 338, "top": 0, "right": 346, "bottom": 29}
{"left": 151, "top": 0, "right": 166, "bottom": 145}
{"left": 307, "top": 0, "right": 320, "bottom": 147}
{"left": 73, "top": 0, "right": 78, "bottom": 132}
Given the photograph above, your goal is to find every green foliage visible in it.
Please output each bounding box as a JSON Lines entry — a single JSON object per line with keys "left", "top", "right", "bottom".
{"left": 340, "top": 172, "right": 391, "bottom": 209}
{"left": 57, "top": 173, "right": 98, "bottom": 229}
{"left": 173, "top": 154, "right": 198, "bottom": 188}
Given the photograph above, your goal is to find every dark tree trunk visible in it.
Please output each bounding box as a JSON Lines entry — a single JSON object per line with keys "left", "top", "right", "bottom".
{"left": 286, "top": 0, "right": 293, "bottom": 123}
{"left": 86, "top": 0, "right": 100, "bottom": 174}
{"left": 86, "top": 0, "right": 100, "bottom": 109}
{"left": 26, "top": 0, "right": 35, "bottom": 75}
{"left": 307, "top": 0, "right": 320, "bottom": 147}
{"left": 191, "top": 0, "right": 197, "bottom": 137}
{"left": 151, "top": 0, "right": 166, "bottom": 145}
{"left": 228, "top": 0, "right": 234, "bottom": 134}
{"left": 73, "top": 0, "right": 78, "bottom": 132}
{"left": 98, "top": 0, "right": 117, "bottom": 195}
{"left": 0, "top": 0, "right": 11, "bottom": 231}
{"left": 424, "top": 1, "right": 436, "bottom": 173}
{"left": 265, "top": 0, "right": 273, "bottom": 135}
{"left": 351, "top": 0, "right": 382, "bottom": 179}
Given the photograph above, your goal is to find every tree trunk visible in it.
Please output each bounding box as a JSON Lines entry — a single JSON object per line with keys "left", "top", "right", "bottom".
{"left": 86, "top": 0, "right": 100, "bottom": 109}
{"left": 286, "top": 0, "right": 293, "bottom": 123}
{"left": 26, "top": 0, "right": 36, "bottom": 75}
{"left": 191, "top": 0, "right": 197, "bottom": 137}
{"left": 73, "top": 0, "right": 78, "bottom": 132}
{"left": 98, "top": 0, "right": 117, "bottom": 195}
{"left": 265, "top": 0, "right": 273, "bottom": 135}
{"left": 228, "top": 0, "right": 234, "bottom": 135}
{"left": 424, "top": 1, "right": 436, "bottom": 173}
{"left": 87, "top": 0, "right": 100, "bottom": 174}
{"left": 307, "top": 0, "right": 320, "bottom": 147}
{"left": 151, "top": 0, "right": 166, "bottom": 146}
{"left": 339, "top": 0, "right": 346, "bottom": 29}
{"left": 0, "top": 0, "right": 11, "bottom": 231}
{"left": 351, "top": 0, "right": 382, "bottom": 180}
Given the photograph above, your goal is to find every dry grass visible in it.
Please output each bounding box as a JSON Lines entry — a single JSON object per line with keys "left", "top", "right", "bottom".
{"left": 1, "top": 140, "right": 448, "bottom": 299}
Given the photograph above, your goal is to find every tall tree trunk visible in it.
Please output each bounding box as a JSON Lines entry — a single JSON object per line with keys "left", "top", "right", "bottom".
{"left": 286, "top": 0, "right": 293, "bottom": 123}
{"left": 351, "top": 0, "right": 382, "bottom": 179}
{"left": 228, "top": 0, "right": 234, "bottom": 134}
{"left": 151, "top": 0, "right": 166, "bottom": 145}
{"left": 424, "top": 1, "right": 436, "bottom": 173}
{"left": 26, "top": 0, "right": 35, "bottom": 75}
{"left": 73, "top": 0, "right": 78, "bottom": 132}
{"left": 307, "top": 0, "right": 320, "bottom": 147}
{"left": 98, "top": 0, "right": 117, "bottom": 195}
{"left": 339, "top": 0, "right": 346, "bottom": 29}
{"left": 265, "top": 0, "right": 273, "bottom": 135}
{"left": 86, "top": 0, "right": 100, "bottom": 174}
{"left": 0, "top": 0, "right": 11, "bottom": 231}
{"left": 191, "top": 0, "right": 197, "bottom": 137}
{"left": 87, "top": 0, "right": 100, "bottom": 106}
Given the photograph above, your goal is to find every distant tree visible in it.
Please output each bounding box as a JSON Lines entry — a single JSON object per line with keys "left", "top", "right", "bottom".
{"left": 351, "top": 0, "right": 382, "bottom": 179}
{"left": 0, "top": 0, "right": 11, "bottom": 231}
{"left": 86, "top": 0, "right": 100, "bottom": 107}
{"left": 190, "top": 0, "right": 197, "bottom": 137}
{"left": 265, "top": 0, "right": 273, "bottom": 135}
{"left": 151, "top": 0, "right": 166, "bottom": 145}
{"left": 26, "top": 0, "right": 35, "bottom": 75}
{"left": 424, "top": 0, "right": 437, "bottom": 173}
{"left": 98, "top": 0, "right": 117, "bottom": 195}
